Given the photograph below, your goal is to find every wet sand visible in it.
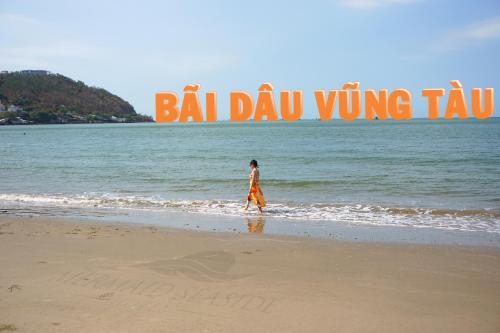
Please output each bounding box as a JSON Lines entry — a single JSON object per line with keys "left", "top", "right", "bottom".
{"left": 0, "top": 216, "right": 499, "bottom": 332}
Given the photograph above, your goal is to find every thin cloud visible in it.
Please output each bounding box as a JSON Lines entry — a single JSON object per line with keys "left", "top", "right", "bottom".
{"left": 339, "top": 0, "right": 419, "bottom": 9}
{"left": 403, "top": 15, "right": 500, "bottom": 61}
{"left": 437, "top": 16, "right": 500, "bottom": 51}
{"left": 462, "top": 16, "right": 500, "bottom": 40}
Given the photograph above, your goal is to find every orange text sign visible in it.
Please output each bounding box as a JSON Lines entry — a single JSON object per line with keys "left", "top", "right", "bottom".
{"left": 155, "top": 81, "right": 495, "bottom": 122}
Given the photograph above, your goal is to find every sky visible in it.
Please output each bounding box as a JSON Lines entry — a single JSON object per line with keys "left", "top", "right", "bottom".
{"left": 1, "top": 0, "right": 499, "bottom": 119}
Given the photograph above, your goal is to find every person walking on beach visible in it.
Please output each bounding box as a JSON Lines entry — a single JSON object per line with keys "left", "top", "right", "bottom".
{"left": 244, "top": 160, "right": 266, "bottom": 213}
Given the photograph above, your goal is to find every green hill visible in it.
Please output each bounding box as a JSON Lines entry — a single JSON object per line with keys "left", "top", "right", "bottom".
{"left": 0, "top": 70, "right": 153, "bottom": 124}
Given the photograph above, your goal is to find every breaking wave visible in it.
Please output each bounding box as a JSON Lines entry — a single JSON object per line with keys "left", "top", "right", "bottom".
{"left": 0, "top": 193, "right": 499, "bottom": 233}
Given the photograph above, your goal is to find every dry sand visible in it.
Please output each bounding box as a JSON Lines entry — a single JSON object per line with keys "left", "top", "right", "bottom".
{"left": 0, "top": 216, "right": 499, "bottom": 333}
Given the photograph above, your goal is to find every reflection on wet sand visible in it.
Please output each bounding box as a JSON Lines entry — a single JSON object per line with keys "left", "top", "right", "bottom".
{"left": 247, "top": 217, "right": 265, "bottom": 234}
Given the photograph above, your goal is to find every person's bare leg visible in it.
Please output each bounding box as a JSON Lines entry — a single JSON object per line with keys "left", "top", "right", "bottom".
{"left": 244, "top": 200, "right": 250, "bottom": 210}
{"left": 257, "top": 205, "right": 262, "bottom": 213}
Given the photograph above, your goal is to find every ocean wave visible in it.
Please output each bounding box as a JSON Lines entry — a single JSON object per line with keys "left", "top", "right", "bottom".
{"left": 0, "top": 193, "right": 499, "bottom": 233}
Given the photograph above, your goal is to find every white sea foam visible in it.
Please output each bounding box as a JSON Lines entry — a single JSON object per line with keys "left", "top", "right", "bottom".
{"left": 0, "top": 193, "right": 499, "bottom": 233}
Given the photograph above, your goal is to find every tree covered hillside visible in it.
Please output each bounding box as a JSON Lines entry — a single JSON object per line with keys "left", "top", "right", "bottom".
{"left": 0, "top": 70, "right": 153, "bottom": 124}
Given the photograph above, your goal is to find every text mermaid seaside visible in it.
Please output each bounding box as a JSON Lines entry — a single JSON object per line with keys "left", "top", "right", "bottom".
{"left": 155, "top": 80, "right": 495, "bottom": 122}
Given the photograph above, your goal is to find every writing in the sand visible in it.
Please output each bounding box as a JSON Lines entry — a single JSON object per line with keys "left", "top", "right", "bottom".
{"left": 155, "top": 80, "right": 494, "bottom": 122}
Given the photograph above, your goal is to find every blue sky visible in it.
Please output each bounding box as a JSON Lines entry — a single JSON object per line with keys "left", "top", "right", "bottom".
{"left": 1, "top": 0, "right": 499, "bottom": 119}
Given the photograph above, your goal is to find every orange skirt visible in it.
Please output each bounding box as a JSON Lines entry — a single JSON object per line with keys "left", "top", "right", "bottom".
{"left": 248, "top": 186, "right": 266, "bottom": 208}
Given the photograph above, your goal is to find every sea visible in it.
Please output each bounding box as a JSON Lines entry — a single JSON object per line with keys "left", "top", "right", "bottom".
{"left": 1, "top": 119, "right": 499, "bottom": 244}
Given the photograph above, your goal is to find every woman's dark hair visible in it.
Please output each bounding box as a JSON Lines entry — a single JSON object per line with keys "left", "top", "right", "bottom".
{"left": 249, "top": 159, "right": 258, "bottom": 167}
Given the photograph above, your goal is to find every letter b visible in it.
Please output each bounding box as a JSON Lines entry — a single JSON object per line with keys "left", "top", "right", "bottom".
{"left": 156, "top": 92, "right": 179, "bottom": 122}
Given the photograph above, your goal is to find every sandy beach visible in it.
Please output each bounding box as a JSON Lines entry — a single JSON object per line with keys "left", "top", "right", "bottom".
{"left": 2, "top": 0, "right": 499, "bottom": 331}
{"left": 0, "top": 216, "right": 499, "bottom": 333}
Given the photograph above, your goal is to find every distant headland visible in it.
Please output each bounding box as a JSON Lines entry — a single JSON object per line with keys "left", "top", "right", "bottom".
{"left": 0, "top": 70, "right": 154, "bottom": 125}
